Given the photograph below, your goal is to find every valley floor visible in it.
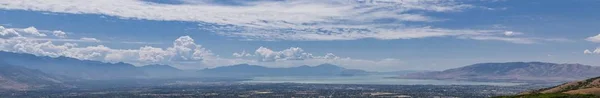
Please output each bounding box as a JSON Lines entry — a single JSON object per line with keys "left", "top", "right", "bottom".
{"left": 0, "top": 83, "right": 548, "bottom": 98}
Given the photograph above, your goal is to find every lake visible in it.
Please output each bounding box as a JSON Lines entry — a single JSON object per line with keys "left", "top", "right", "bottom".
{"left": 242, "top": 75, "right": 524, "bottom": 86}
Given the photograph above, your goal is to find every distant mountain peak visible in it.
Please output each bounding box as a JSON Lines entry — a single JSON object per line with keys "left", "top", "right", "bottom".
{"left": 233, "top": 63, "right": 251, "bottom": 66}
{"left": 401, "top": 62, "right": 600, "bottom": 83}
{"left": 297, "top": 65, "right": 310, "bottom": 67}
{"left": 0, "top": 51, "right": 147, "bottom": 80}
{"left": 317, "top": 63, "right": 336, "bottom": 66}
{"left": 315, "top": 63, "right": 344, "bottom": 68}
{"left": 228, "top": 63, "right": 261, "bottom": 67}
{"left": 140, "top": 64, "right": 181, "bottom": 71}
{"left": 200, "top": 63, "right": 366, "bottom": 77}
{"left": 0, "top": 63, "right": 67, "bottom": 90}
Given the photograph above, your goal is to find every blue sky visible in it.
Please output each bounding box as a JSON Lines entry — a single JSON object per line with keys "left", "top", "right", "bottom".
{"left": 0, "top": 0, "right": 599, "bottom": 71}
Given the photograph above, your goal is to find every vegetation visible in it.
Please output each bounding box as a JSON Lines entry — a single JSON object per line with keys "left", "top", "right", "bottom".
{"left": 494, "top": 93, "right": 598, "bottom": 98}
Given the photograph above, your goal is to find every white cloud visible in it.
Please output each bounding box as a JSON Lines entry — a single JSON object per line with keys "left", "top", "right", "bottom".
{"left": 232, "top": 50, "right": 253, "bottom": 57}
{"left": 0, "top": 0, "right": 469, "bottom": 27}
{"left": 0, "top": 26, "right": 72, "bottom": 39}
{"left": 321, "top": 53, "right": 341, "bottom": 60}
{"left": 80, "top": 37, "right": 101, "bottom": 42}
{"left": 235, "top": 47, "right": 344, "bottom": 62}
{"left": 0, "top": 30, "right": 216, "bottom": 67}
{"left": 22, "top": 27, "right": 47, "bottom": 37}
{"left": 2, "top": 34, "right": 402, "bottom": 71}
{"left": 1, "top": 26, "right": 408, "bottom": 70}
{"left": 254, "top": 47, "right": 317, "bottom": 62}
{"left": 585, "top": 48, "right": 600, "bottom": 55}
{"left": 0, "top": 26, "right": 21, "bottom": 38}
{"left": 0, "top": 0, "right": 545, "bottom": 44}
{"left": 585, "top": 49, "right": 593, "bottom": 54}
{"left": 232, "top": 46, "right": 405, "bottom": 71}
{"left": 586, "top": 34, "right": 600, "bottom": 43}
{"left": 169, "top": 36, "right": 214, "bottom": 61}
{"left": 465, "top": 36, "right": 536, "bottom": 44}
{"left": 52, "top": 31, "right": 67, "bottom": 38}
{"left": 503, "top": 31, "right": 522, "bottom": 36}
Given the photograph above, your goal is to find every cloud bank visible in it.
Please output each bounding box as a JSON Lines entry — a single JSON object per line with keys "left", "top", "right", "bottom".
{"left": 1, "top": 25, "right": 406, "bottom": 71}
{"left": 234, "top": 47, "right": 344, "bottom": 62}
{"left": 233, "top": 46, "right": 403, "bottom": 71}
{"left": 0, "top": 0, "right": 554, "bottom": 44}
{"left": 0, "top": 26, "right": 215, "bottom": 65}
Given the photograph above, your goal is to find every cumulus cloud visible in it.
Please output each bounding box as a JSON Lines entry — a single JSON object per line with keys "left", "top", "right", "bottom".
{"left": 232, "top": 50, "right": 253, "bottom": 57}
{"left": 0, "top": 0, "right": 546, "bottom": 44}
{"left": 585, "top": 49, "right": 592, "bottom": 54}
{"left": 52, "top": 31, "right": 67, "bottom": 38}
{"left": 169, "top": 36, "right": 214, "bottom": 61}
{"left": 0, "top": 26, "right": 215, "bottom": 64}
{"left": 235, "top": 47, "right": 344, "bottom": 62}
{"left": 585, "top": 48, "right": 600, "bottom": 55}
{"left": 255, "top": 47, "right": 313, "bottom": 61}
{"left": 232, "top": 46, "right": 406, "bottom": 71}
{"left": 2, "top": 33, "right": 401, "bottom": 71}
{"left": 1, "top": 26, "right": 407, "bottom": 70}
{"left": 0, "top": 31, "right": 215, "bottom": 67}
{"left": 1, "top": 26, "right": 73, "bottom": 39}
{"left": 586, "top": 34, "right": 600, "bottom": 43}
{"left": 22, "top": 27, "right": 47, "bottom": 37}
{"left": 0, "top": 26, "right": 21, "bottom": 38}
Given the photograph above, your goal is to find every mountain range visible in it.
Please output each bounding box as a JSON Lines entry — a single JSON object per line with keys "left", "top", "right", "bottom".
{"left": 4, "top": 51, "right": 600, "bottom": 91}
{"left": 0, "top": 62, "right": 67, "bottom": 90}
{"left": 399, "top": 62, "right": 600, "bottom": 83}
{"left": 0, "top": 51, "right": 370, "bottom": 90}
{"left": 198, "top": 64, "right": 368, "bottom": 77}
{"left": 0, "top": 51, "right": 148, "bottom": 80}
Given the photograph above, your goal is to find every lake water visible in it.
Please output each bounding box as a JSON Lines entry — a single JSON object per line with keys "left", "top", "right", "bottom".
{"left": 242, "top": 75, "right": 524, "bottom": 86}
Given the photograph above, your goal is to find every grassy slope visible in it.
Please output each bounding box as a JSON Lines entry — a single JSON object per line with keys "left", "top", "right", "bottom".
{"left": 493, "top": 93, "right": 598, "bottom": 98}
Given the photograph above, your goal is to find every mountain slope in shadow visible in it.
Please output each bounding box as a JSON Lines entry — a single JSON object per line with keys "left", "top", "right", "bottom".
{"left": 0, "top": 62, "right": 68, "bottom": 90}
{"left": 0, "top": 51, "right": 147, "bottom": 80}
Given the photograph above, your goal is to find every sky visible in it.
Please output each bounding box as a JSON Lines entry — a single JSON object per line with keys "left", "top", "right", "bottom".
{"left": 0, "top": 0, "right": 599, "bottom": 71}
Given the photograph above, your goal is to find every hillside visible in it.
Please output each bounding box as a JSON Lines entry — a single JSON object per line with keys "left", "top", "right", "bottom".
{"left": 0, "top": 51, "right": 371, "bottom": 80}
{"left": 0, "top": 51, "right": 148, "bottom": 80}
{"left": 494, "top": 93, "right": 598, "bottom": 98}
{"left": 139, "top": 64, "right": 198, "bottom": 78}
{"left": 399, "top": 62, "right": 600, "bottom": 83}
{"left": 0, "top": 63, "right": 67, "bottom": 90}
{"left": 522, "top": 76, "right": 600, "bottom": 95}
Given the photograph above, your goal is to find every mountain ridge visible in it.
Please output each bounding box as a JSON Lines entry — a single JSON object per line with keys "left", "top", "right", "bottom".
{"left": 199, "top": 63, "right": 368, "bottom": 77}
{"left": 399, "top": 62, "right": 600, "bottom": 83}
{"left": 516, "top": 76, "right": 600, "bottom": 96}
{"left": 0, "top": 51, "right": 149, "bottom": 80}
{"left": 0, "top": 51, "right": 371, "bottom": 80}
{"left": 0, "top": 62, "right": 68, "bottom": 90}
